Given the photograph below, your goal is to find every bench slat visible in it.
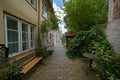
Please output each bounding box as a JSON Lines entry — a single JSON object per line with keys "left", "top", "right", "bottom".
{"left": 21, "top": 57, "right": 43, "bottom": 74}
{"left": 22, "top": 56, "right": 36, "bottom": 66}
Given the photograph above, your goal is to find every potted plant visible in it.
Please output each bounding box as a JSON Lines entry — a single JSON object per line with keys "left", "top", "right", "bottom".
{"left": 96, "top": 75, "right": 101, "bottom": 80}
{"left": 35, "top": 47, "right": 45, "bottom": 57}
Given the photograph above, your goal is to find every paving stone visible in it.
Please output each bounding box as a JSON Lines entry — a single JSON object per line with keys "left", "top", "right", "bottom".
{"left": 25, "top": 42, "right": 96, "bottom": 80}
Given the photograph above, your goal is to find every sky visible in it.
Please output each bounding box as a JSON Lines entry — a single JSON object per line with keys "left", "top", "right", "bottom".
{"left": 53, "top": 0, "right": 64, "bottom": 8}
{"left": 53, "top": 0, "right": 67, "bottom": 33}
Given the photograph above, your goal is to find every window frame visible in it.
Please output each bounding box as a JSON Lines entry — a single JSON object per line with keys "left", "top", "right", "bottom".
{"left": 4, "top": 14, "right": 20, "bottom": 57}
{"left": 26, "top": 0, "right": 37, "bottom": 10}
{"left": 21, "top": 21, "right": 29, "bottom": 52}
{"left": 42, "top": 0, "right": 48, "bottom": 19}
{"left": 30, "top": 25, "right": 35, "bottom": 49}
{"left": 4, "top": 14, "right": 36, "bottom": 57}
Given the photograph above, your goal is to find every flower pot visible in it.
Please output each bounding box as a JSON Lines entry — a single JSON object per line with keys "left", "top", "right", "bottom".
{"left": 96, "top": 75, "right": 101, "bottom": 80}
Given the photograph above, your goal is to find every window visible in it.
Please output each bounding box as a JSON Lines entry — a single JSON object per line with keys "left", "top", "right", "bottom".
{"left": 27, "top": 0, "right": 37, "bottom": 9}
{"left": 42, "top": 1, "right": 48, "bottom": 19}
{"left": 6, "top": 16, "right": 19, "bottom": 55}
{"left": 22, "top": 22, "right": 29, "bottom": 51}
{"left": 4, "top": 14, "right": 35, "bottom": 57}
{"left": 30, "top": 26, "right": 35, "bottom": 48}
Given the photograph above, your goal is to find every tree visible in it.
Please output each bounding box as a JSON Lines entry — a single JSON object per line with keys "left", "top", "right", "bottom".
{"left": 49, "top": 13, "right": 59, "bottom": 30}
{"left": 41, "top": 13, "right": 59, "bottom": 33}
{"left": 41, "top": 20, "right": 50, "bottom": 33}
{"left": 64, "top": 0, "right": 108, "bottom": 31}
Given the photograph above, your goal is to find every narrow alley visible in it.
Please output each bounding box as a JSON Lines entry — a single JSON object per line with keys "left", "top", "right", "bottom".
{"left": 25, "top": 42, "right": 96, "bottom": 80}
{"left": 0, "top": 0, "right": 120, "bottom": 80}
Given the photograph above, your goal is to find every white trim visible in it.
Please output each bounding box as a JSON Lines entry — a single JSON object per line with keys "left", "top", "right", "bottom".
{"left": 7, "top": 42, "right": 19, "bottom": 44}
{"left": 19, "top": 20, "right": 22, "bottom": 54}
{"left": 4, "top": 15, "right": 8, "bottom": 47}
{"left": 4, "top": 14, "right": 36, "bottom": 57}
{"left": 4, "top": 14, "right": 19, "bottom": 57}
{"left": 27, "top": 0, "right": 37, "bottom": 9}
{"left": 28, "top": 25, "right": 31, "bottom": 49}
{"left": 21, "top": 22, "right": 29, "bottom": 52}
{"left": 7, "top": 29, "right": 19, "bottom": 32}
{"left": 34, "top": 27, "right": 36, "bottom": 47}
{"left": 42, "top": 0, "right": 48, "bottom": 19}
{"left": 29, "top": 25, "right": 35, "bottom": 49}
{"left": 5, "top": 14, "right": 18, "bottom": 21}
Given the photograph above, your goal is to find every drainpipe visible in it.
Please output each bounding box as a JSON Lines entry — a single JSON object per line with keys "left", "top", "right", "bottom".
{"left": 38, "top": 0, "right": 41, "bottom": 47}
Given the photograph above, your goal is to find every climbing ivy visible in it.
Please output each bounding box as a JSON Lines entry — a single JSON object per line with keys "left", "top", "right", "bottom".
{"left": 41, "top": 13, "right": 59, "bottom": 33}
{"left": 67, "top": 25, "right": 120, "bottom": 80}
{"left": 66, "top": 25, "right": 102, "bottom": 58}
{"left": 41, "top": 20, "right": 50, "bottom": 33}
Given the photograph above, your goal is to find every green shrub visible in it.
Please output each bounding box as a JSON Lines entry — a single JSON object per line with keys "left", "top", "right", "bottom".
{"left": 0, "top": 59, "right": 22, "bottom": 80}
{"left": 0, "top": 58, "right": 11, "bottom": 80}
{"left": 66, "top": 25, "right": 97, "bottom": 58}
{"left": 66, "top": 25, "right": 120, "bottom": 79}
{"left": 8, "top": 61, "right": 22, "bottom": 80}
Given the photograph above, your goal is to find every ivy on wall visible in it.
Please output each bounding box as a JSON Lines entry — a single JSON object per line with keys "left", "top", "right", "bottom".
{"left": 41, "top": 13, "right": 59, "bottom": 33}
{"left": 67, "top": 25, "right": 120, "bottom": 80}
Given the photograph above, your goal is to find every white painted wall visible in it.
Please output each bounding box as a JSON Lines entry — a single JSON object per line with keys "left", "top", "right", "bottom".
{"left": 107, "top": 0, "right": 120, "bottom": 59}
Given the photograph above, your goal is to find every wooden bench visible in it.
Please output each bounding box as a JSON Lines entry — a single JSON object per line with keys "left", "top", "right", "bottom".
{"left": 21, "top": 56, "right": 43, "bottom": 74}
{"left": 13, "top": 50, "right": 43, "bottom": 74}
{"left": 0, "top": 44, "right": 43, "bottom": 77}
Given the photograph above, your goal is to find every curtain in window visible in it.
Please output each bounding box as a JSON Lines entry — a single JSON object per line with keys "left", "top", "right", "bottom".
{"left": 30, "top": 26, "right": 35, "bottom": 48}
{"left": 7, "top": 17, "right": 19, "bottom": 54}
{"left": 22, "top": 23, "right": 29, "bottom": 51}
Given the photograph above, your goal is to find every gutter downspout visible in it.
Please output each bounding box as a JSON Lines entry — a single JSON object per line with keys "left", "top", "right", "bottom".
{"left": 38, "top": 0, "right": 41, "bottom": 47}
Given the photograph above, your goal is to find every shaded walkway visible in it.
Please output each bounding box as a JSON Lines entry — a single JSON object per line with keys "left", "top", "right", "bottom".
{"left": 25, "top": 42, "right": 96, "bottom": 80}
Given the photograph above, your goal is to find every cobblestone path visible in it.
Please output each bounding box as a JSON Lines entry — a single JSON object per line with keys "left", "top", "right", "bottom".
{"left": 26, "top": 42, "right": 96, "bottom": 80}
